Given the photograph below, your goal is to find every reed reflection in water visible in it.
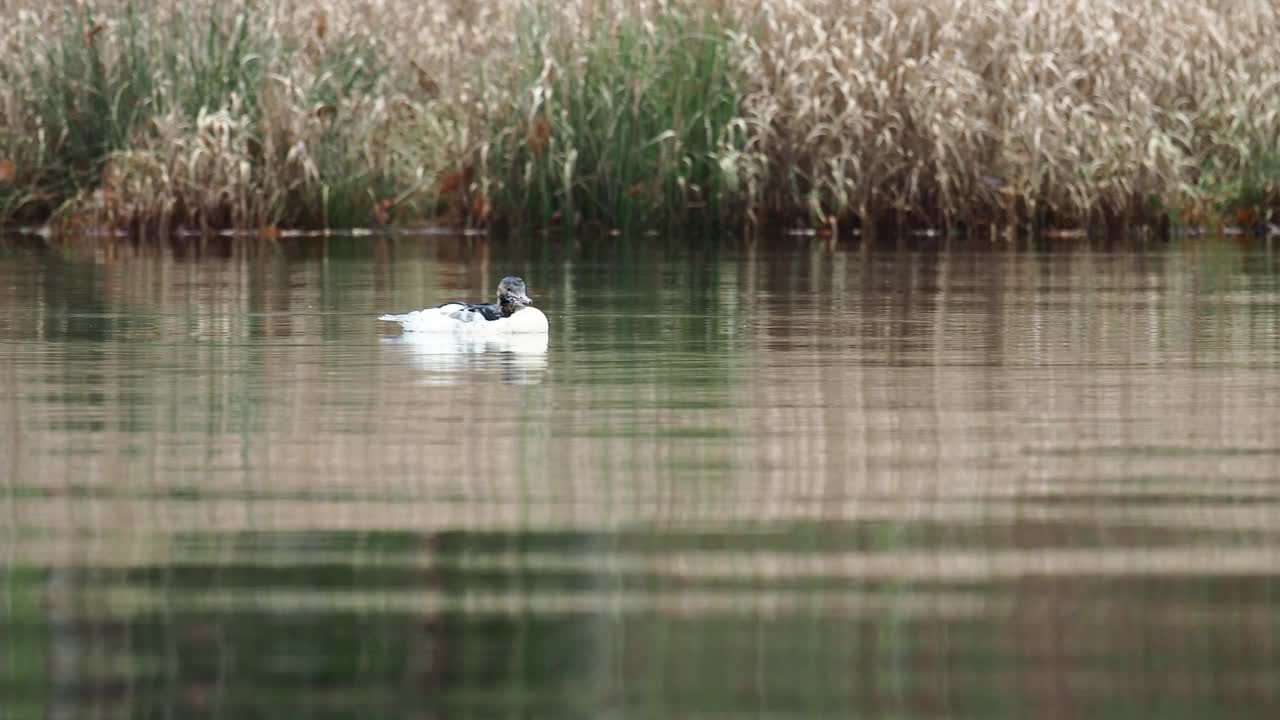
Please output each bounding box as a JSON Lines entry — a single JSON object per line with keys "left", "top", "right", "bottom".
{"left": 2, "top": 233, "right": 1279, "bottom": 717}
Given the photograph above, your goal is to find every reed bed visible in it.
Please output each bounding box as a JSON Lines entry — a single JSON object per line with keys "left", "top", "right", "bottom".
{"left": 736, "top": 0, "right": 1280, "bottom": 231}
{"left": 0, "top": 0, "right": 1276, "bottom": 234}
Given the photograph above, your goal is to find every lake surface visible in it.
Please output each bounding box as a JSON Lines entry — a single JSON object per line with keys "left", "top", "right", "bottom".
{"left": 3, "top": 231, "right": 1280, "bottom": 718}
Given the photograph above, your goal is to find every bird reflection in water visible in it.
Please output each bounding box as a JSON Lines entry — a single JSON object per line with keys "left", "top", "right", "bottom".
{"left": 381, "top": 332, "right": 549, "bottom": 385}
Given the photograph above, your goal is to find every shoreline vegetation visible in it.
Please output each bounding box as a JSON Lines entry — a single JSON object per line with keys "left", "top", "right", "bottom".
{"left": 0, "top": 1, "right": 1277, "bottom": 237}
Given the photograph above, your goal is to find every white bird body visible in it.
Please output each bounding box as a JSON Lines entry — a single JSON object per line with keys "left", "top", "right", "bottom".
{"left": 379, "top": 304, "right": 549, "bottom": 334}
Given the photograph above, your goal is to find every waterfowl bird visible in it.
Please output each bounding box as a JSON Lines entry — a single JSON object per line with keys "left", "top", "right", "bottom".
{"left": 379, "top": 276, "right": 549, "bottom": 334}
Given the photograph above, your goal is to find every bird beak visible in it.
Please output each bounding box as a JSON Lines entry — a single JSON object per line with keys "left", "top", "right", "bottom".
{"left": 513, "top": 291, "right": 532, "bottom": 306}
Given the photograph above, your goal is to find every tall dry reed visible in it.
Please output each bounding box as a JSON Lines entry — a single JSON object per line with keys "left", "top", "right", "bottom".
{"left": 0, "top": 0, "right": 1276, "bottom": 233}
{"left": 733, "top": 0, "right": 1280, "bottom": 229}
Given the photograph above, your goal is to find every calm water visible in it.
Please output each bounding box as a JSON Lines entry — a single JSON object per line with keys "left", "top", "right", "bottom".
{"left": 3, "top": 232, "right": 1280, "bottom": 718}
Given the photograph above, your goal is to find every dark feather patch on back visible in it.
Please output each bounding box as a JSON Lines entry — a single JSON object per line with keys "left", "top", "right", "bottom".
{"left": 437, "top": 301, "right": 501, "bottom": 321}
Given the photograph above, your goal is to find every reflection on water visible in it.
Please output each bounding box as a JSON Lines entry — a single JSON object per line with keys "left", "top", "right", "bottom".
{"left": 382, "top": 332, "right": 549, "bottom": 385}
{"left": 3, "top": 232, "right": 1280, "bottom": 717}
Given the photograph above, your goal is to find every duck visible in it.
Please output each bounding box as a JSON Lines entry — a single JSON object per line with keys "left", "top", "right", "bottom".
{"left": 379, "top": 276, "right": 549, "bottom": 334}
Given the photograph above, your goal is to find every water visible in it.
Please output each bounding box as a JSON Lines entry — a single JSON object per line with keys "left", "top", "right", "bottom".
{"left": 3, "top": 232, "right": 1280, "bottom": 717}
